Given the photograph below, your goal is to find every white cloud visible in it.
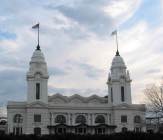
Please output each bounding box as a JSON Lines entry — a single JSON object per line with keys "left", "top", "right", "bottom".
{"left": 103, "top": 0, "right": 142, "bottom": 25}
{"left": 118, "top": 21, "right": 163, "bottom": 103}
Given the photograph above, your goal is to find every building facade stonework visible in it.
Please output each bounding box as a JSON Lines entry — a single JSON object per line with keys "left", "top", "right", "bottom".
{"left": 7, "top": 47, "right": 146, "bottom": 135}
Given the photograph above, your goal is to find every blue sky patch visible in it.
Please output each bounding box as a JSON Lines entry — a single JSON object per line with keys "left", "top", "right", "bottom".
{"left": 0, "top": 31, "right": 16, "bottom": 40}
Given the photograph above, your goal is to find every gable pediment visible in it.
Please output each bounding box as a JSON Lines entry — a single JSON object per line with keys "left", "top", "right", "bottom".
{"left": 87, "top": 95, "right": 104, "bottom": 104}
{"left": 69, "top": 94, "right": 85, "bottom": 103}
{"left": 48, "top": 93, "right": 68, "bottom": 104}
{"left": 70, "top": 98, "right": 83, "bottom": 104}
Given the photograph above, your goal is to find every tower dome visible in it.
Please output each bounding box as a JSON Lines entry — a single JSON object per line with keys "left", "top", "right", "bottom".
{"left": 30, "top": 49, "right": 45, "bottom": 63}
{"left": 27, "top": 48, "right": 48, "bottom": 77}
{"left": 111, "top": 53, "right": 126, "bottom": 69}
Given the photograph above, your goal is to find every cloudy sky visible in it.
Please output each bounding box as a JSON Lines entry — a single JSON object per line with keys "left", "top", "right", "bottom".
{"left": 0, "top": 0, "right": 163, "bottom": 111}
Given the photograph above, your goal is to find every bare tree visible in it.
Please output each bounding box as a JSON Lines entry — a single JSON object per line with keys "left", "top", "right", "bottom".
{"left": 144, "top": 84, "right": 163, "bottom": 112}
{"left": 144, "top": 79, "right": 163, "bottom": 132}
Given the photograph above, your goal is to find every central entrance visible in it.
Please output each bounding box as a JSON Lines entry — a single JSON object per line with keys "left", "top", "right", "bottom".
{"left": 55, "top": 127, "right": 66, "bottom": 134}
{"left": 75, "top": 127, "right": 86, "bottom": 134}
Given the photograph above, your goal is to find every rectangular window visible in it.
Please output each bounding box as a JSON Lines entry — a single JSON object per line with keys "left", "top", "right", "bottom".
{"left": 111, "top": 88, "right": 113, "bottom": 102}
{"left": 34, "top": 114, "right": 41, "bottom": 122}
{"left": 36, "top": 83, "right": 40, "bottom": 99}
{"left": 121, "top": 115, "right": 127, "bottom": 123}
{"left": 121, "top": 86, "right": 125, "bottom": 102}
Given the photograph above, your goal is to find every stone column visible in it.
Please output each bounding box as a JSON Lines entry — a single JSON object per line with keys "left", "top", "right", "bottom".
{"left": 68, "top": 113, "right": 71, "bottom": 125}
{"left": 71, "top": 114, "right": 74, "bottom": 125}
{"left": 92, "top": 114, "right": 95, "bottom": 134}
{"left": 107, "top": 113, "right": 111, "bottom": 125}
{"left": 92, "top": 114, "right": 95, "bottom": 125}
{"left": 51, "top": 113, "right": 54, "bottom": 125}
{"left": 90, "top": 114, "right": 92, "bottom": 125}
{"left": 88, "top": 113, "right": 91, "bottom": 125}
{"left": 53, "top": 114, "right": 56, "bottom": 125}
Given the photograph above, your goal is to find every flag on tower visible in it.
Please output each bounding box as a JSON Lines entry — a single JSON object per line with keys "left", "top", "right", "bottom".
{"left": 32, "top": 23, "right": 40, "bottom": 50}
{"left": 32, "top": 23, "right": 39, "bottom": 29}
{"left": 111, "top": 30, "right": 117, "bottom": 36}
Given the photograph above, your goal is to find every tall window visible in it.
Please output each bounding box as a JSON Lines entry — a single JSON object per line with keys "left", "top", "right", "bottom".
{"left": 121, "top": 115, "right": 127, "bottom": 123}
{"left": 36, "top": 83, "right": 40, "bottom": 100}
{"left": 34, "top": 114, "right": 41, "bottom": 122}
{"left": 111, "top": 88, "right": 113, "bottom": 102}
{"left": 121, "top": 86, "right": 125, "bottom": 102}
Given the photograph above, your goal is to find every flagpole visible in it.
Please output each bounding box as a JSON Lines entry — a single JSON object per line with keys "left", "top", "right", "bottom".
{"left": 37, "top": 23, "right": 40, "bottom": 50}
{"left": 38, "top": 24, "right": 39, "bottom": 46}
{"left": 116, "top": 32, "right": 118, "bottom": 51}
{"left": 115, "top": 31, "right": 119, "bottom": 56}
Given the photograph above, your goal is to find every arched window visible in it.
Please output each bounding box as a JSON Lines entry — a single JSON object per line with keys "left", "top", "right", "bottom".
{"left": 122, "top": 127, "right": 128, "bottom": 132}
{"left": 34, "top": 127, "right": 41, "bottom": 135}
{"left": 75, "top": 115, "right": 86, "bottom": 124}
{"left": 134, "top": 115, "right": 141, "bottom": 123}
{"left": 55, "top": 115, "right": 66, "bottom": 124}
{"left": 0, "top": 120, "right": 7, "bottom": 125}
{"left": 95, "top": 115, "right": 105, "bottom": 124}
{"left": 13, "top": 114, "right": 23, "bottom": 123}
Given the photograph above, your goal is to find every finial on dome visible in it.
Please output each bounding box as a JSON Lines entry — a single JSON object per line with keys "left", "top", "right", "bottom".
{"left": 116, "top": 50, "right": 120, "bottom": 56}
{"left": 36, "top": 44, "right": 41, "bottom": 50}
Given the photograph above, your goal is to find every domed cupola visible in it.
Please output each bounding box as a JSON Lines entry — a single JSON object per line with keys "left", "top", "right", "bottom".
{"left": 111, "top": 54, "right": 126, "bottom": 69}
{"left": 109, "top": 51, "right": 128, "bottom": 81}
{"left": 107, "top": 51, "right": 132, "bottom": 105}
{"left": 27, "top": 47, "right": 48, "bottom": 78}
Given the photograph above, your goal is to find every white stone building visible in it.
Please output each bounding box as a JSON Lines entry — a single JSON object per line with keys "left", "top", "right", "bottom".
{"left": 7, "top": 45, "right": 146, "bottom": 135}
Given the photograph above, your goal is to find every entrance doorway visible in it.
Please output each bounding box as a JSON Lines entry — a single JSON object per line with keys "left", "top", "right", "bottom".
{"left": 34, "top": 127, "right": 41, "bottom": 135}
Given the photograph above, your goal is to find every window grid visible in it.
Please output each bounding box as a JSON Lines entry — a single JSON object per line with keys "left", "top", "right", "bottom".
{"left": 34, "top": 114, "right": 41, "bottom": 122}
{"left": 121, "top": 115, "right": 127, "bottom": 123}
